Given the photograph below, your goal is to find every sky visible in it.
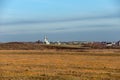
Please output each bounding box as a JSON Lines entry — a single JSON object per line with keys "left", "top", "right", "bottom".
{"left": 0, "top": 0, "right": 120, "bottom": 42}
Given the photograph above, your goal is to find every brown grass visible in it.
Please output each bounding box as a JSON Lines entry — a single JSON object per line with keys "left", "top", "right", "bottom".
{"left": 0, "top": 50, "right": 120, "bottom": 80}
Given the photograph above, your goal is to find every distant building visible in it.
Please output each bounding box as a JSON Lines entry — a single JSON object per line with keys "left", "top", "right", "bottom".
{"left": 36, "top": 40, "right": 43, "bottom": 44}
{"left": 57, "top": 41, "right": 61, "bottom": 45}
{"left": 105, "top": 42, "right": 115, "bottom": 47}
{"left": 106, "top": 43, "right": 113, "bottom": 47}
{"left": 116, "top": 40, "right": 120, "bottom": 46}
{"left": 44, "top": 36, "right": 50, "bottom": 45}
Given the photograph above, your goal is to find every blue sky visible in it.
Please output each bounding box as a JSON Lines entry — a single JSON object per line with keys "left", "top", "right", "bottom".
{"left": 0, "top": 0, "right": 120, "bottom": 42}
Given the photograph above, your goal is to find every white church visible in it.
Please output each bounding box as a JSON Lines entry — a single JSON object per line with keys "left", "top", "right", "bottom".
{"left": 44, "top": 36, "right": 50, "bottom": 45}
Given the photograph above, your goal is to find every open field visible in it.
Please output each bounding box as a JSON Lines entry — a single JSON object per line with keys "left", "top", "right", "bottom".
{"left": 0, "top": 50, "right": 120, "bottom": 80}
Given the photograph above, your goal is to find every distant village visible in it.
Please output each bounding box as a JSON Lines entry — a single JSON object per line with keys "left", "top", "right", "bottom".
{"left": 34, "top": 36, "right": 120, "bottom": 49}
{"left": 1, "top": 36, "right": 120, "bottom": 49}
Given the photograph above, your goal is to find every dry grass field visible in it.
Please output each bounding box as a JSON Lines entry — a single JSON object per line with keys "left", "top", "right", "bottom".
{"left": 0, "top": 50, "right": 120, "bottom": 80}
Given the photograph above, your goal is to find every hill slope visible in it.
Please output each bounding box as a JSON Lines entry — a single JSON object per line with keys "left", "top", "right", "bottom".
{"left": 0, "top": 42, "right": 87, "bottom": 51}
